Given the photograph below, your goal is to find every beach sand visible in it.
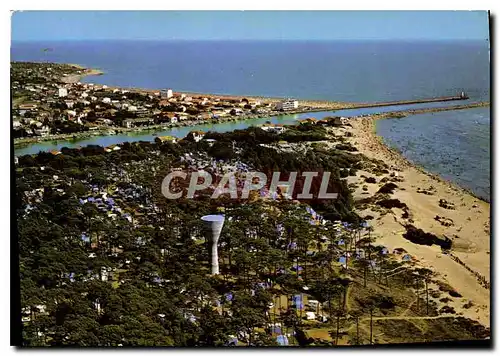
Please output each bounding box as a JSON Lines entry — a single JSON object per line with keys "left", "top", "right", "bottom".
{"left": 60, "top": 68, "right": 103, "bottom": 84}
{"left": 334, "top": 117, "right": 490, "bottom": 327}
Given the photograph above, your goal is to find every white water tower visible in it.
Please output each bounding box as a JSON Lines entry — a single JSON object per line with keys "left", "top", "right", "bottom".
{"left": 201, "top": 215, "right": 225, "bottom": 275}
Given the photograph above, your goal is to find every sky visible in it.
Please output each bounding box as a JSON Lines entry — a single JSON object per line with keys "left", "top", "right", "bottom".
{"left": 11, "top": 11, "right": 490, "bottom": 42}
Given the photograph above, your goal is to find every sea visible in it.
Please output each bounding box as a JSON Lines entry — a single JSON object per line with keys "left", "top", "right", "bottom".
{"left": 10, "top": 40, "right": 491, "bottom": 200}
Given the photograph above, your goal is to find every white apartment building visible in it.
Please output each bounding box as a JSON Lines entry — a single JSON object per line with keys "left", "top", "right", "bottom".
{"left": 161, "top": 89, "right": 173, "bottom": 99}
{"left": 275, "top": 99, "right": 299, "bottom": 111}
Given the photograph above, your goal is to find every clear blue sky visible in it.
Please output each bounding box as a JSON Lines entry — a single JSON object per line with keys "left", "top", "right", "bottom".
{"left": 11, "top": 11, "right": 490, "bottom": 41}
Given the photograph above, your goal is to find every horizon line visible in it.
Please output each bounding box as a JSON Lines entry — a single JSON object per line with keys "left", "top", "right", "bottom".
{"left": 11, "top": 38, "right": 489, "bottom": 43}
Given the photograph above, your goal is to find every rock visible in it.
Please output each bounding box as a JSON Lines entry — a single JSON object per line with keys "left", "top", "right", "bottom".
{"left": 417, "top": 187, "right": 434, "bottom": 195}
{"left": 440, "top": 305, "right": 456, "bottom": 314}
{"left": 434, "top": 215, "right": 454, "bottom": 227}
{"left": 365, "top": 177, "right": 377, "bottom": 184}
{"left": 377, "top": 182, "right": 398, "bottom": 194}
{"left": 402, "top": 224, "right": 452, "bottom": 250}
{"left": 439, "top": 199, "right": 456, "bottom": 210}
{"left": 376, "top": 198, "right": 408, "bottom": 210}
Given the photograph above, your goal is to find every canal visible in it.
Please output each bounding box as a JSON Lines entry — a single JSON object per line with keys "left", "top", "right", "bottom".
{"left": 14, "top": 99, "right": 474, "bottom": 156}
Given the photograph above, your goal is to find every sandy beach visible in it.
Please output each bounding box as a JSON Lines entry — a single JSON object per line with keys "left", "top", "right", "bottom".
{"left": 335, "top": 115, "right": 490, "bottom": 327}
{"left": 60, "top": 66, "right": 104, "bottom": 84}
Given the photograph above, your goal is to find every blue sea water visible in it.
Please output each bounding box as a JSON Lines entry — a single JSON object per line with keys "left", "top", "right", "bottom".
{"left": 376, "top": 107, "right": 490, "bottom": 201}
{"left": 11, "top": 40, "right": 490, "bottom": 199}
{"left": 11, "top": 40, "right": 490, "bottom": 102}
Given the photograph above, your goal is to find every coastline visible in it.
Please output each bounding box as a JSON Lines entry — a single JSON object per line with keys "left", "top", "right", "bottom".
{"left": 60, "top": 64, "right": 104, "bottom": 84}
{"left": 341, "top": 115, "right": 490, "bottom": 327}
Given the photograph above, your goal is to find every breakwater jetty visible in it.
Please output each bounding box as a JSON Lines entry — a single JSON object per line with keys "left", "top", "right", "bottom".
{"left": 346, "top": 94, "right": 469, "bottom": 110}
{"left": 370, "top": 101, "right": 489, "bottom": 120}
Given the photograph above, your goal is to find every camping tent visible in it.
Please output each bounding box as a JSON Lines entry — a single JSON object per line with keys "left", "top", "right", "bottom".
{"left": 276, "top": 335, "right": 289, "bottom": 346}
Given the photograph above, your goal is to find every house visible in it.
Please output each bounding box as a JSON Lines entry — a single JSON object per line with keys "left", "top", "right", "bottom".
{"left": 122, "top": 118, "right": 154, "bottom": 128}
{"left": 298, "top": 118, "right": 318, "bottom": 125}
{"left": 105, "top": 144, "right": 121, "bottom": 152}
{"left": 155, "top": 136, "right": 177, "bottom": 144}
{"left": 186, "top": 130, "right": 205, "bottom": 142}
{"left": 260, "top": 123, "right": 287, "bottom": 134}
{"left": 65, "top": 100, "right": 74, "bottom": 109}
{"left": 34, "top": 126, "right": 50, "bottom": 137}
{"left": 197, "top": 112, "right": 212, "bottom": 121}
{"left": 14, "top": 156, "right": 18, "bottom": 165}
{"left": 135, "top": 107, "right": 150, "bottom": 117}
{"left": 58, "top": 88, "right": 68, "bottom": 97}
{"left": 50, "top": 150, "right": 62, "bottom": 156}
{"left": 204, "top": 139, "right": 216, "bottom": 147}
{"left": 308, "top": 300, "right": 319, "bottom": 309}
{"left": 331, "top": 116, "right": 349, "bottom": 126}
{"left": 123, "top": 119, "right": 134, "bottom": 128}
{"left": 275, "top": 99, "right": 299, "bottom": 111}
{"left": 305, "top": 311, "right": 316, "bottom": 320}
{"left": 102, "top": 97, "right": 111, "bottom": 104}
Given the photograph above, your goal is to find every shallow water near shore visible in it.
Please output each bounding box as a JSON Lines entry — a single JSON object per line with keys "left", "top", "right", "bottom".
{"left": 376, "top": 107, "right": 490, "bottom": 201}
